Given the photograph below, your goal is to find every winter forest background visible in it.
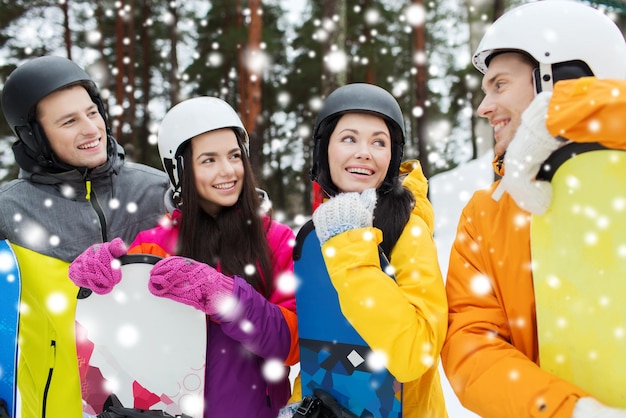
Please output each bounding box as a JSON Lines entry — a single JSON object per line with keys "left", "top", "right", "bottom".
{"left": 1, "top": 0, "right": 624, "bottom": 222}
{"left": 0, "top": 0, "right": 491, "bottom": 213}
{"left": 1, "top": 0, "right": 626, "bottom": 416}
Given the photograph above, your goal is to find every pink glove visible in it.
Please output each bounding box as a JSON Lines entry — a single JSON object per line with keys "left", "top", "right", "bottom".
{"left": 148, "top": 256, "right": 235, "bottom": 316}
{"left": 68, "top": 238, "right": 128, "bottom": 295}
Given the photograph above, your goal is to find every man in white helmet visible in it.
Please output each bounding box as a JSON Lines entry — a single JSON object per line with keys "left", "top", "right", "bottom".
{"left": 441, "top": 1, "right": 626, "bottom": 417}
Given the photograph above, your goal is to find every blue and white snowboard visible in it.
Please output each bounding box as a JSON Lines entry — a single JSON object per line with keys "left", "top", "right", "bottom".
{"left": 75, "top": 254, "right": 207, "bottom": 417}
{"left": 294, "top": 221, "right": 403, "bottom": 418}
{"left": 0, "top": 239, "right": 20, "bottom": 418}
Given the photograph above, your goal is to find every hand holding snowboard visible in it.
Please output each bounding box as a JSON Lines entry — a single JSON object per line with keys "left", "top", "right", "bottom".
{"left": 69, "top": 237, "right": 128, "bottom": 294}
{"left": 312, "top": 188, "right": 377, "bottom": 245}
{"left": 148, "top": 256, "right": 234, "bottom": 316}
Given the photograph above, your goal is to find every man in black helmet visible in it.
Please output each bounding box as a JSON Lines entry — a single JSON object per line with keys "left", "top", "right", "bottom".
{"left": 0, "top": 55, "right": 169, "bottom": 417}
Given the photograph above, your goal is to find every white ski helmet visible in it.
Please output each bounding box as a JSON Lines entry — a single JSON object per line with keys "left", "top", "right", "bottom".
{"left": 157, "top": 96, "right": 249, "bottom": 192}
{"left": 473, "top": 0, "right": 626, "bottom": 92}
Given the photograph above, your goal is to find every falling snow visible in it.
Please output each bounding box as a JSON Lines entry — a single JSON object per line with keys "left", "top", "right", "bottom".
{"left": 0, "top": 0, "right": 535, "bottom": 415}
{"left": 262, "top": 358, "right": 287, "bottom": 383}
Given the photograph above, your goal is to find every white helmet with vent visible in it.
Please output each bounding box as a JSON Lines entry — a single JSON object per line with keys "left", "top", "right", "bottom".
{"left": 473, "top": 0, "right": 626, "bottom": 91}
{"left": 157, "top": 96, "right": 249, "bottom": 193}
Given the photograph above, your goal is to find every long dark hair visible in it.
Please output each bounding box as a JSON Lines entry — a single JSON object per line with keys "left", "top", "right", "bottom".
{"left": 315, "top": 113, "right": 414, "bottom": 256}
{"left": 177, "top": 130, "right": 273, "bottom": 298}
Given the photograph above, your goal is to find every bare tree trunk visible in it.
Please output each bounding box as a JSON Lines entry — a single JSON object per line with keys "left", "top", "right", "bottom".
{"left": 243, "top": 0, "right": 263, "bottom": 176}
{"left": 362, "top": 0, "right": 376, "bottom": 84}
{"left": 126, "top": 2, "right": 137, "bottom": 158}
{"left": 167, "top": 2, "right": 180, "bottom": 105}
{"left": 60, "top": 0, "right": 72, "bottom": 59}
{"left": 95, "top": 1, "right": 105, "bottom": 55}
{"left": 322, "top": 0, "right": 346, "bottom": 95}
{"left": 241, "top": 0, "right": 262, "bottom": 133}
{"left": 413, "top": 0, "right": 430, "bottom": 178}
{"left": 138, "top": 0, "right": 153, "bottom": 165}
{"left": 114, "top": 1, "right": 127, "bottom": 144}
{"left": 93, "top": 0, "right": 111, "bottom": 121}
{"left": 236, "top": 0, "right": 248, "bottom": 158}
{"left": 236, "top": 0, "right": 246, "bottom": 108}
{"left": 494, "top": 0, "right": 505, "bottom": 19}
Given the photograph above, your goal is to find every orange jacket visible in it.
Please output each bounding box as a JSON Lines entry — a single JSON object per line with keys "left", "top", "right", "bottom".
{"left": 547, "top": 77, "right": 626, "bottom": 150}
{"left": 441, "top": 185, "right": 587, "bottom": 418}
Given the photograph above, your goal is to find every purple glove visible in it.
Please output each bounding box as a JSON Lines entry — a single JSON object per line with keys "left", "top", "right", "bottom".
{"left": 148, "top": 256, "right": 235, "bottom": 316}
{"left": 68, "top": 238, "right": 128, "bottom": 295}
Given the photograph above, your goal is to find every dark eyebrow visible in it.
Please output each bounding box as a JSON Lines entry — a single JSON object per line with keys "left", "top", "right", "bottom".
{"left": 195, "top": 147, "right": 241, "bottom": 161}
{"left": 337, "top": 128, "right": 390, "bottom": 138}
{"left": 481, "top": 71, "right": 508, "bottom": 93}
{"left": 52, "top": 103, "right": 98, "bottom": 125}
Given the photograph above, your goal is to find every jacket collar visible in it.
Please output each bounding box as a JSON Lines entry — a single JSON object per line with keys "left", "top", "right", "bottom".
{"left": 18, "top": 136, "right": 124, "bottom": 186}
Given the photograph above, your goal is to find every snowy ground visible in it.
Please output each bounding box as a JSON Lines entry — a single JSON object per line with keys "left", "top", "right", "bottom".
{"left": 430, "top": 151, "right": 495, "bottom": 418}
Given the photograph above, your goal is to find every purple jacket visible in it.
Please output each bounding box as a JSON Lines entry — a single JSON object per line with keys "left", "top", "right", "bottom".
{"left": 129, "top": 209, "right": 299, "bottom": 417}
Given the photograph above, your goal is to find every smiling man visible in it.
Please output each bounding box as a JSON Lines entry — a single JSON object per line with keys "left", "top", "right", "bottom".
{"left": 441, "top": 2, "right": 626, "bottom": 418}
{"left": 476, "top": 52, "right": 536, "bottom": 159}
{"left": 0, "top": 55, "right": 169, "bottom": 417}
{"left": 36, "top": 84, "right": 109, "bottom": 169}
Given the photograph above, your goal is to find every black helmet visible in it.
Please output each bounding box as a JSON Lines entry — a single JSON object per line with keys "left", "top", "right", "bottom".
{"left": 1, "top": 55, "right": 109, "bottom": 167}
{"left": 311, "top": 83, "right": 405, "bottom": 195}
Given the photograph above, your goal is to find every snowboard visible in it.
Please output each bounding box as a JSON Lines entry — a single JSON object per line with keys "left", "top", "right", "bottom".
{"left": 75, "top": 254, "right": 207, "bottom": 417}
{"left": 0, "top": 240, "right": 20, "bottom": 418}
{"left": 293, "top": 220, "right": 403, "bottom": 418}
{"left": 531, "top": 142, "right": 626, "bottom": 407}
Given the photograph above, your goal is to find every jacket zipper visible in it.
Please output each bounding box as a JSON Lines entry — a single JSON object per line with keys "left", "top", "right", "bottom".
{"left": 85, "top": 180, "right": 108, "bottom": 242}
{"left": 42, "top": 340, "right": 56, "bottom": 418}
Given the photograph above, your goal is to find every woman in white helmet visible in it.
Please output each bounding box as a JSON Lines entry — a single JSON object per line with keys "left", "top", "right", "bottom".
{"left": 442, "top": 1, "right": 626, "bottom": 417}
{"left": 69, "top": 97, "right": 299, "bottom": 418}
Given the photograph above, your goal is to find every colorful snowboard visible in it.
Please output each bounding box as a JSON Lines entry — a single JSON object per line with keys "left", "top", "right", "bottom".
{"left": 0, "top": 240, "right": 20, "bottom": 418}
{"left": 75, "top": 254, "right": 207, "bottom": 417}
{"left": 531, "top": 143, "right": 626, "bottom": 407}
{"left": 294, "top": 221, "right": 403, "bottom": 418}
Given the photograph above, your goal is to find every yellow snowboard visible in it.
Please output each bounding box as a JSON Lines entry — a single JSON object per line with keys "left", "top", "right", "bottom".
{"left": 531, "top": 144, "right": 626, "bottom": 407}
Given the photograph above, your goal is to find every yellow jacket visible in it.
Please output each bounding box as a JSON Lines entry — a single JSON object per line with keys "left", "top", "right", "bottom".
{"left": 321, "top": 161, "right": 448, "bottom": 418}
{"left": 11, "top": 245, "right": 84, "bottom": 418}
{"left": 440, "top": 78, "right": 626, "bottom": 418}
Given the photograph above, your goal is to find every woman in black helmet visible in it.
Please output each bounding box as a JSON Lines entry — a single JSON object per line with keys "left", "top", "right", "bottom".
{"left": 290, "top": 83, "right": 448, "bottom": 417}
{"left": 0, "top": 56, "right": 169, "bottom": 417}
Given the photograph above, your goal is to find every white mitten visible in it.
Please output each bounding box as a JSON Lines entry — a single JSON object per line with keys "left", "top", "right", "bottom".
{"left": 572, "top": 397, "right": 626, "bottom": 418}
{"left": 312, "top": 188, "right": 377, "bottom": 245}
{"left": 491, "top": 91, "right": 564, "bottom": 215}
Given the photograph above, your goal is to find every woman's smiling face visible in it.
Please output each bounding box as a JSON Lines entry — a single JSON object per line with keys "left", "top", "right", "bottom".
{"left": 327, "top": 112, "right": 391, "bottom": 193}
{"left": 191, "top": 128, "right": 244, "bottom": 216}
